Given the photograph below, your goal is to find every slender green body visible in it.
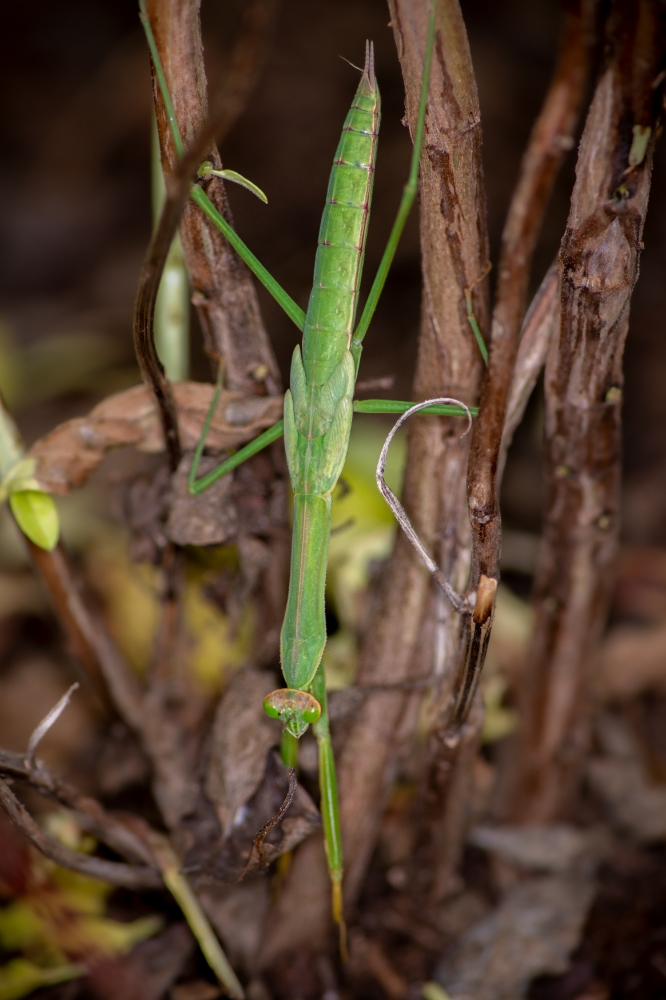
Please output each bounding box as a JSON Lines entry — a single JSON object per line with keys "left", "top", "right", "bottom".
{"left": 280, "top": 53, "right": 380, "bottom": 704}
{"left": 303, "top": 60, "right": 380, "bottom": 386}
{"left": 173, "top": 5, "right": 440, "bottom": 945}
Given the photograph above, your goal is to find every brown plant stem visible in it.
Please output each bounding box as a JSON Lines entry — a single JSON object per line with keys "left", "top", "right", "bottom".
{"left": 461, "top": 0, "right": 596, "bottom": 726}
{"left": 415, "top": 263, "right": 560, "bottom": 899}
{"left": 0, "top": 749, "right": 157, "bottom": 869}
{"left": 0, "top": 777, "right": 161, "bottom": 889}
{"left": 24, "top": 537, "right": 143, "bottom": 732}
{"left": 147, "top": 0, "right": 281, "bottom": 397}
{"left": 508, "top": 0, "right": 666, "bottom": 822}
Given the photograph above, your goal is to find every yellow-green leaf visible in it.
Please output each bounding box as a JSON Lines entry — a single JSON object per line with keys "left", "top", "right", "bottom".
{"left": 422, "top": 984, "right": 452, "bottom": 1000}
{"left": 9, "top": 490, "right": 59, "bottom": 550}
{"left": 0, "top": 959, "right": 83, "bottom": 1000}
{"left": 197, "top": 162, "right": 268, "bottom": 204}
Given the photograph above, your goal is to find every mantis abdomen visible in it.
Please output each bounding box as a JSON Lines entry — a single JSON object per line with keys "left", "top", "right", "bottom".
{"left": 302, "top": 45, "right": 380, "bottom": 388}
{"left": 278, "top": 46, "right": 380, "bottom": 713}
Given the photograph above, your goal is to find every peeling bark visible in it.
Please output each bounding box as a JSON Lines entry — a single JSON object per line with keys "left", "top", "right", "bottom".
{"left": 508, "top": 0, "right": 666, "bottom": 822}
{"left": 147, "top": 0, "right": 281, "bottom": 395}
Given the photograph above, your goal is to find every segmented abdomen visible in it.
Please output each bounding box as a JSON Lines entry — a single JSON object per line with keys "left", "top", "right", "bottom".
{"left": 302, "top": 47, "right": 380, "bottom": 387}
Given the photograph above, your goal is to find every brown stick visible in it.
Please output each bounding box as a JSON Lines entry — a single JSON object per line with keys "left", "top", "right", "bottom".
{"left": 419, "top": 265, "right": 560, "bottom": 899}
{"left": 508, "top": 0, "right": 666, "bottom": 821}
{"left": 329, "top": 0, "right": 489, "bottom": 910}
{"left": 148, "top": 0, "right": 281, "bottom": 397}
{"left": 24, "top": 537, "right": 144, "bottom": 732}
{"left": 0, "top": 777, "right": 161, "bottom": 889}
{"left": 459, "top": 0, "right": 596, "bottom": 727}
{"left": 0, "top": 749, "right": 157, "bottom": 869}
{"left": 135, "top": 0, "right": 280, "bottom": 469}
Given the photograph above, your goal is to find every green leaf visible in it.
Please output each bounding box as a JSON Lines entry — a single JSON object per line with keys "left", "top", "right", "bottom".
{"left": 197, "top": 162, "right": 268, "bottom": 203}
{"left": 9, "top": 490, "right": 59, "bottom": 551}
{"left": 422, "top": 984, "right": 452, "bottom": 1000}
{"left": 0, "top": 959, "right": 83, "bottom": 1000}
{"left": 217, "top": 169, "right": 268, "bottom": 203}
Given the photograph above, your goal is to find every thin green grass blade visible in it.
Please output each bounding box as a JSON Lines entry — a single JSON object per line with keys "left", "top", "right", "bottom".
{"left": 188, "top": 418, "right": 285, "bottom": 496}
{"left": 138, "top": 0, "right": 184, "bottom": 157}
{"left": 466, "top": 292, "right": 489, "bottom": 364}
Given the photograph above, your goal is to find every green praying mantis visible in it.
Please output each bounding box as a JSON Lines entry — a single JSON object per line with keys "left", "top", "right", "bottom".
{"left": 141, "top": 2, "right": 482, "bottom": 944}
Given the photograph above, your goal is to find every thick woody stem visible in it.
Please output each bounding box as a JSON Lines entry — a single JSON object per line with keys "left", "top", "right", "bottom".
{"left": 147, "top": 0, "right": 281, "bottom": 396}
{"left": 507, "top": 0, "right": 666, "bottom": 821}
{"left": 421, "top": 264, "right": 560, "bottom": 899}
{"left": 458, "top": 0, "right": 596, "bottom": 726}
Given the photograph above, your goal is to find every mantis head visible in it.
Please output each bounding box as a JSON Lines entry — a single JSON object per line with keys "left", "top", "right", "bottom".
{"left": 263, "top": 688, "right": 321, "bottom": 738}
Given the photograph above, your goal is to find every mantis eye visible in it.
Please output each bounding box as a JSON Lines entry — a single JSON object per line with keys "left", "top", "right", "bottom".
{"left": 262, "top": 693, "right": 282, "bottom": 719}
{"left": 301, "top": 700, "right": 321, "bottom": 724}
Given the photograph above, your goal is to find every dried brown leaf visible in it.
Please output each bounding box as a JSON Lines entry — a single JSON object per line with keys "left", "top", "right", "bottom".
{"left": 205, "top": 670, "right": 281, "bottom": 839}
{"left": 187, "top": 749, "right": 320, "bottom": 883}
{"left": 167, "top": 454, "right": 238, "bottom": 547}
{"left": 27, "top": 382, "right": 282, "bottom": 495}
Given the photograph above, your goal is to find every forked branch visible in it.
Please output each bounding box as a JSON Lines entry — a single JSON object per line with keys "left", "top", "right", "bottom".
{"left": 458, "top": 0, "right": 596, "bottom": 727}
{"left": 508, "top": 0, "right": 666, "bottom": 821}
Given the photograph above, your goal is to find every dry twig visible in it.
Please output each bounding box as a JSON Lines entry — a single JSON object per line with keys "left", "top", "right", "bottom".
{"left": 0, "top": 777, "right": 161, "bottom": 890}
{"left": 25, "top": 538, "right": 144, "bottom": 730}
{"left": 0, "top": 748, "right": 156, "bottom": 869}
{"left": 461, "top": 0, "right": 596, "bottom": 727}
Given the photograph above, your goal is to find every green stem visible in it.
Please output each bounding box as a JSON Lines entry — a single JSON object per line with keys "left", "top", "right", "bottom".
{"left": 152, "top": 116, "right": 189, "bottom": 381}
{"left": 188, "top": 415, "right": 285, "bottom": 496}
{"left": 465, "top": 290, "right": 489, "bottom": 365}
{"left": 311, "top": 661, "right": 345, "bottom": 949}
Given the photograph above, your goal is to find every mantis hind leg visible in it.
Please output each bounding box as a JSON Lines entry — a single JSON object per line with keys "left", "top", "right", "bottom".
{"left": 187, "top": 370, "right": 285, "bottom": 496}
{"left": 310, "top": 660, "right": 347, "bottom": 958}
